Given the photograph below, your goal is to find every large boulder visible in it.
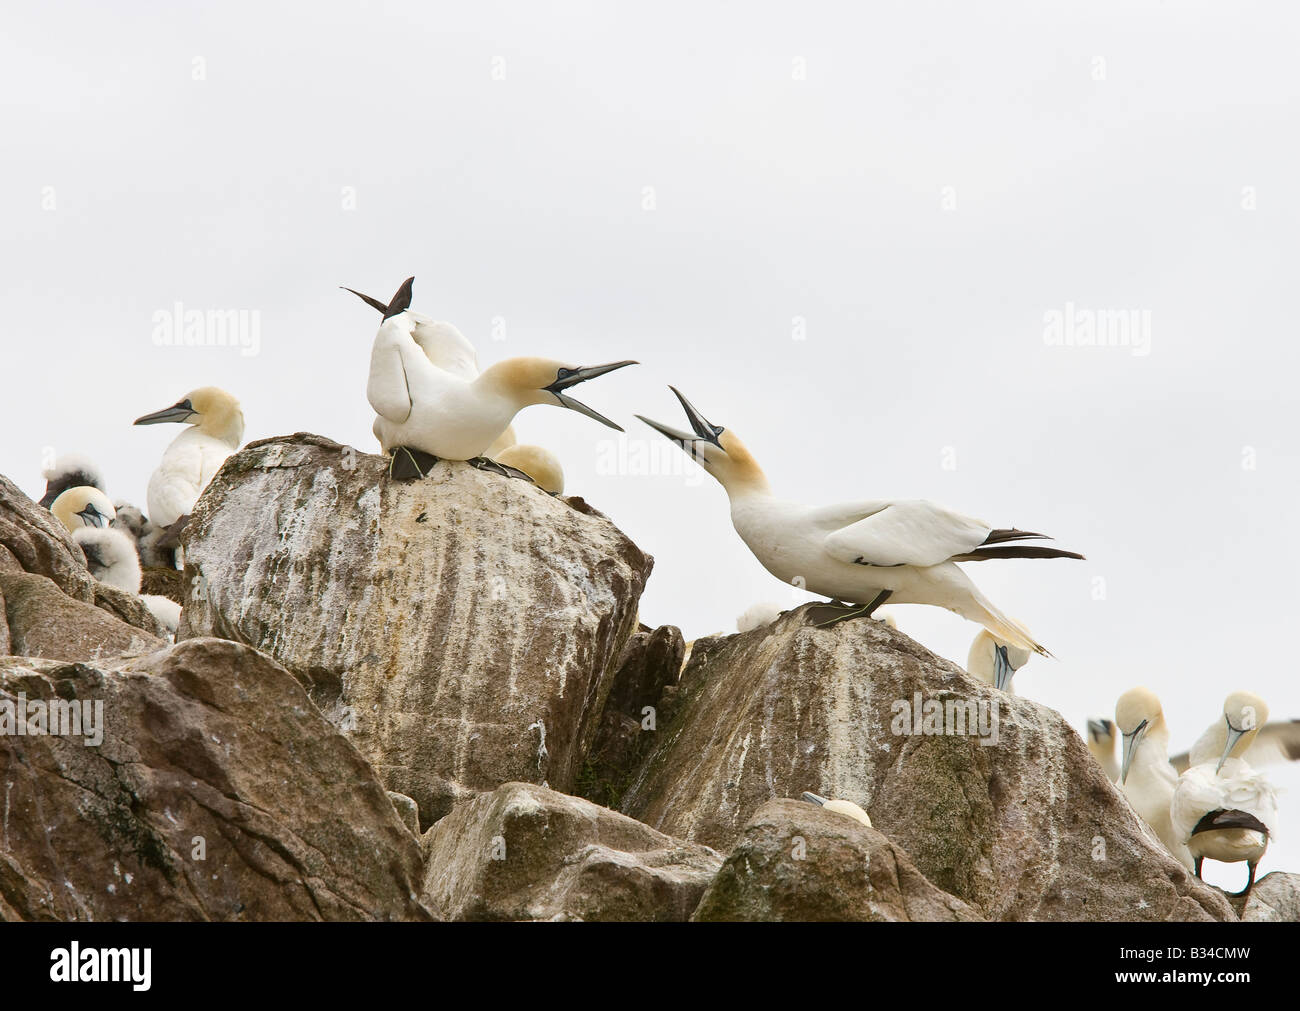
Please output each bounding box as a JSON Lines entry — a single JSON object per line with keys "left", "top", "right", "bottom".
{"left": 620, "top": 606, "right": 1234, "bottom": 922}
{"left": 693, "top": 798, "right": 981, "bottom": 921}
{"left": 420, "top": 782, "right": 721, "bottom": 921}
{"left": 0, "top": 570, "right": 164, "bottom": 662}
{"left": 0, "top": 638, "right": 429, "bottom": 921}
{"left": 1240, "top": 872, "right": 1300, "bottom": 922}
{"left": 178, "top": 434, "right": 652, "bottom": 829}
{"left": 0, "top": 474, "right": 97, "bottom": 602}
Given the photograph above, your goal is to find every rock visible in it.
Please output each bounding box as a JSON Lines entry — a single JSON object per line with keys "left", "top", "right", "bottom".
{"left": 620, "top": 606, "right": 1234, "bottom": 922}
{"left": 420, "top": 782, "right": 720, "bottom": 921}
{"left": 576, "top": 624, "right": 684, "bottom": 808}
{"left": 1240, "top": 872, "right": 1300, "bottom": 921}
{"left": 0, "top": 638, "right": 430, "bottom": 921}
{"left": 92, "top": 582, "right": 168, "bottom": 639}
{"left": 140, "top": 566, "right": 186, "bottom": 605}
{"left": 387, "top": 792, "right": 421, "bottom": 837}
{"left": 0, "top": 570, "right": 164, "bottom": 662}
{"left": 0, "top": 474, "right": 97, "bottom": 603}
{"left": 692, "top": 798, "right": 982, "bottom": 921}
{"left": 177, "top": 434, "right": 652, "bottom": 829}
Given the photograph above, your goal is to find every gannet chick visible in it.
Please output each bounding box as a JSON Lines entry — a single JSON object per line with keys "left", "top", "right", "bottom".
{"left": 801, "top": 792, "right": 872, "bottom": 828}
{"left": 141, "top": 594, "right": 182, "bottom": 638}
{"left": 110, "top": 501, "right": 174, "bottom": 569}
{"left": 39, "top": 453, "right": 105, "bottom": 509}
{"left": 1171, "top": 693, "right": 1278, "bottom": 895}
{"left": 1114, "top": 687, "right": 1193, "bottom": 870}
{"left": 494, "top": 444, "right": 565, "bottom": 495}
{"left": 636, "top": 387, "right": 1083, "bottom": 655}
{"left": 360, "top": 278, "right": 635, "bottom": 477}
{"left": 344, "top": 281, "right": 517, "bottom": 457}
{"left": 737, "top": 601, "right": 784, "bottom": 632}
{"left": 134, "top": 387, "right": 244, "bottom": 527}
{"left": 966, "top": 627, "right": 1032, "bottom": 693}
{"left": 50, "top": 487, "right": 141, "bottom": 593}
{"left": 1087, "top": 718, "right": 1120, "bottom": 781}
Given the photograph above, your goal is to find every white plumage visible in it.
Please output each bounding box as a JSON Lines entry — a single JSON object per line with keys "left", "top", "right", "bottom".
{"left": 1114, "top": 687, "right": 1193, "bottom": 870}
{"left": 134, "top": 387, "right": 244, "bottom": 527}
{"left": 966, "top": 627, "right": 1033, "bottom": 694}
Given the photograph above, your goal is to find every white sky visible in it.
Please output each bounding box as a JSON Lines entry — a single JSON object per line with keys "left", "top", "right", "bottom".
{"left": 3, "top": 1, "right": 1297, "bottom": 892}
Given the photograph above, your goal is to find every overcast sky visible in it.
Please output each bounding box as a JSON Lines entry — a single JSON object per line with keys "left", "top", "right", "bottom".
{"left": 3, "top": 1, "right": 1298, "bottom": 890}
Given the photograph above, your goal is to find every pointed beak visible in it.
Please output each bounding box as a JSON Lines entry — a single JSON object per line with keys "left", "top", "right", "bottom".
{"left": 1086, "top": 719, "right": 1111, "bottom": 743}
{"left": 801, "top": 792, "right": 828, "bottom": 807}
{"left": 77, "top": 505, "right": 107, "bottom": 528}
{"left": 993, "top": 644, "right": 1017, "bottom": 692}
{"left": 134, "top": 400, "right": 195, "bottom": 426}
{"left": 1217, "top": 721, "right": 1246, "bottom": 773}
{"left": 635, "top": 386, "right": 725, "bottom": 454}
{"left": 544, "top": 360, "right": 637, "bottom": 432}
{"left": 1120, "top": 720, "right": 1148, "bottom": 784}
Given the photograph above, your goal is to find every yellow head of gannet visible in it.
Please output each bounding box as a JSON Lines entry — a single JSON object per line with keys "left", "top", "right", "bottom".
{"left": 1115, "top": 686, "right": 1170, "bottom": 785}
{"left": 133, "top": 386, "right": 245, "bottom": 448}
{"left": 1200, "top": 692, "right": 1271, "bottom": 774}
{"left": 1114, "top": 686, "right": 1193, "bottom": 870}
{"left": 634, "top": 387, "right": 771, "bottom": 495}
{"left": 494, "top": 444, "right": 565, "bottom": 495}
{"left": 801, "top": 792, "right": 872, "bottom": 828}
{"left": 477, "top": 357, "right": 637, "bottom": 433}
{"left": 1087, "top": 718, "right": 1119, "bottom": 781}
{"left": 50, "top": 486, "right": 116, "bottom": 531}
{"left": 966, "top": 627, "right": 1032, "bottom": 693}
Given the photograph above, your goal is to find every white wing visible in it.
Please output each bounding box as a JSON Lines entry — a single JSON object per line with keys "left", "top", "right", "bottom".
{"left": 366, "top": 316, "right": 422, "bottom": 422}
{"left": 410, "top": 317, "right": 480, "bottom": 381}
{"left": 147, "top": 442, "right": 204, "bottom": 527}
{"left": 822, "top": 499, "right": 991, "bottom": 568}
{"left": 1172, "top": 720, "right": 1300, "bottom": 774}
{"left": 1171, "top": 760, "right": 1279, "bottom": 844}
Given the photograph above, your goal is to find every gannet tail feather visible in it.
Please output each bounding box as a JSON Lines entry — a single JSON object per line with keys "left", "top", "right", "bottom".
{"left": 1190, "top": 808, "right": 1270, "bottom": 836}
{"left": 955, "top": 545, "right": 1086, "bottom": 562}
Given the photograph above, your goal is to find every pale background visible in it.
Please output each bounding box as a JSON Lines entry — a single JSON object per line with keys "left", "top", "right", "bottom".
{"left": 2, "top": 1, "right": 1296, "bottom": 892}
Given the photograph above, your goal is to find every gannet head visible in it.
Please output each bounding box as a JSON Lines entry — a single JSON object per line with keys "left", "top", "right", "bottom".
{"left": 1115, "top": 686, "right": 1166, "bottom": 784}
{"left": 50, "top": 486, "right": 117, "bottom": 532}
{"left": 494, "top": 444, "right": 565, "bottom": 495}
{"left": 801, "top": 792, "right": 872, "bottom": 828}
{"left": 967, "top": 628, "right": 1032, "bottom": 692}
{"left": 134, "top": 386, "right": 244, "bottom": 447}
{"left": 636, "top": 387, "right": 770, "bottom": 495}
{"left": 1086, "top": 718, "right": 1116, "bottom": 751}
{"left": 39, "top": 452, "right": 105, "bottom": 509}
{"left": 481, "top": 357, "right": 637, "bottom": 431}
{"left": 1217, "top": 691, "right": 1269, "bottom": 772}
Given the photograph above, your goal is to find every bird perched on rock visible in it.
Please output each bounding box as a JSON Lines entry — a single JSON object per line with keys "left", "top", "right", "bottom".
{"left": 637, "top": 387, "right": 1083, "bottom": 654}
{"left": 39, "top": 452, "right": 106, "bottom": 509}
{"left": 109, "top": 501, "right": 175, "bottom": 569}
{"left": 1087, "top": 718, "right": 1120, "bottom": 781}
{"left": 1114, "top": 687, "right": 1193, "bottom": 870}
{"left": 356, "top": 278, "right": 635, "bottom": 479}
{"left": 134, "top": 386, "right": 244, "bottom": 560}
{"left": 966, "top": 627, "right": 1033, "bottom": 694}
{"left": 801, "top": 792, "right": 872, "bottom": 828}
{"left": 1171, "top": 692, "right": 1279, "bottom": 895}
{"left": 494, "top": 444, "right": 565, "bottom": 495}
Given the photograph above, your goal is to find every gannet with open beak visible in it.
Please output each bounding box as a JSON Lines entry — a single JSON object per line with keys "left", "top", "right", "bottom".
{"left": 636, "top": 388, "right": 1083, "bottom": 654}
{"left": 343, "top": 280, "right": 517, "bottom": 457}
{"left": 494, "top": 444, "right": 565, "bottom": 495}
{"left": 801, "top": 792, "right": 873, "bottom": 828}
{"left": 966, "top": 627, "right": 1032, "bottom": 693}
{"left": 1087, "top": 718, "right": 1120, "bottom": 781}
{"left": 359, "top": 278, "right": 635, "bottom": 478}
{"left": 1115, "top": 687, "right": 1194, "bottom": 870}
{"left": 1170, "top": 692, "right": 1279, "bottom": 895}
{"left": 39, "top": 453, "right": 106, "bottom": 509}
{"left": 134, "top": 386, "right": 244, "bottom": 528}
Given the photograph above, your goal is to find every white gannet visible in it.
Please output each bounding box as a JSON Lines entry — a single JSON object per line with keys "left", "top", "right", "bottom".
{"left": 134, "top": 386, "right": 244, "bottom": 528}
{"left": 966, "top": 627, "right": 1033, "bottom": 693}
{"left": 801, "top": 792, "right": 873, "bottom": 828}
{"left": 636, "top": 387, "right": 1083, "bottom": 653}
{"left": 356, "top": 278, "right": 635, "bottom": 478}
{"left": 494, "top": 444, "right": 565, "bottom": 495}
{"left": 343, "top": 280, "right": 517, "bottom": 458}
{"left": 50, "top": 487, "right": 140, "bottom": 592}
{"left": 39, "top": 453, "right": 105, "bottom": 509}
{"left": 1171, "top": 692, "right": 1279, "bottom": 895}
{"left": 50, "top": 485, "right": 116, "bottom": 533}
{"left": 737, "top": 601, "right": 785, "bottom": 632}
{"left": 1114, "top": 687, "right": 1194, "bottom": 871}
{"left": 1087, "top": 718, "right": 1120, "bottom": 781}
{"left": 1170, "top": 718, "right": 1300, "bottom": 774}
{"left": 140, "top": 594, "right": 182, "bottom": 638}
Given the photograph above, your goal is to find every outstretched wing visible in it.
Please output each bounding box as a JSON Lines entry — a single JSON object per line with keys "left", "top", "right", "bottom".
{"left": 822, "top": 499, "right": 991, "bottom": 568}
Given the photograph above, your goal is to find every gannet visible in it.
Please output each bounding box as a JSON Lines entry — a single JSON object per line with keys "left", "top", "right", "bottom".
{"left": 141, "top": 595, "right": 182, "bottom": 638}
{"left": 50, "top": 487, "right": 139, "bottom": 592}
{"left": 1114, "top": 687, "right": 1194, "bottom": 870}
{"left": 134, "top": 387, "right": 244, "bottom": 527}
{"left": 343, "top": 280, "right": 517, "bottom": 457}
{"left": 737, "top": 601, "right": 784, "bottom": 632}
{"left": 1087, "top": 718, "right": 1120, "bottom": 781}
{"left": 1170, "top": 719, "right": 1300, "bottom": 774}
{"left": 1170, "top": 692, "right": 1279, "bottom": 894}
{"left": 39, "top": 453, "right": 105, "bottom": 509}
{"left": 801, "top": 792, "right": 872, "bottom": 828}
{"left": 359, "top": 278, "right": 635, "bottom": 478}
{"left": 494, "top": 444, "right": 565, "bottom": 495}
{"left": 966, "top": 627, "right": 1032, "bottom": 693}
{"left": 110, "top": 501, "right": 174, "bottom": 569}
{"left": 50, "top": 485, "right": 116, "bottom": 532}
{"left": 637, "top": 388, "right": 1083, "bottom": 654}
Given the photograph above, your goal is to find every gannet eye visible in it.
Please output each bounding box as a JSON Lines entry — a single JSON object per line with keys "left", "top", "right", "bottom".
{"left": 555, "top": 368, "right": 574, "bottom": 381}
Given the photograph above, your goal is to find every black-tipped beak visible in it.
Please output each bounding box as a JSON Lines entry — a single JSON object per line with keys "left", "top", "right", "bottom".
{"left": 544, "top": 361, "right": 637, "bottom": 432}
{"left": 634, "top": 414, "right": 697, "bottom": 447}
{"left": 342, "top": 276, "right": 415, "bottom": 320}
{"left": 801, "top": 792, "right": 828, "bottom": 807}
{"left": 76, "top": 504, "right": 107, "bottom": 528}
{"left": 1086, "top": 719, "right": 1112, "bottom": 742}
{"left": 1120, "top": 719, "right": 1148, "bottom": 785}
{"left": 134, "top": 399, "right": 196, "bottom": 426}
{"left": 993, "top": 644, "right": 1018, "bottom": 692}
{"left": 636, "top": 386, "right": 725, "bottom": 453}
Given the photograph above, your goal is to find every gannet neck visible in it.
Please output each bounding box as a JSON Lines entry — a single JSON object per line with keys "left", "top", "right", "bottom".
{"left": 712, "top": 431, "right": 772, "bottom": 499}
{"left": 474, "top": 358, "right": 549, "bottom": 409}
{"left": 188, "top": 387, "right": 245, "bottom": 447}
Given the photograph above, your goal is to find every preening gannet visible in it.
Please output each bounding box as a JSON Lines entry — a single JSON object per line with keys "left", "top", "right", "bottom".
{"left": 343, "top": 280, "right": 517, "bottom": 457}
{"left": 39, "top": 453, "right": 105, "bottom": 509}
{"left": 1170, "top": 692, "right": 1279, "bottom": 894}
{"left": 636, "top": 388, "right": 1083, "bottom": 655}
{"left": 1087, "top": 718, "right": 1120, "bottom": 781}
{"left": 494, "top": 444, "right": 565, "bottom": 495}
{"left": 134, "top": 387, "right": 244, "bottom": 527}
{"left": 801, "top": 792, "right": 872, "bottom": 828}
{"left": 966, "top": 627, "right": 1032, "bottom": 693}
{"left": 359, "top": 278, "right": 635, "bottom": 477}
{"left": 1114, "top": 687, "right": 1194, "bottom": 871}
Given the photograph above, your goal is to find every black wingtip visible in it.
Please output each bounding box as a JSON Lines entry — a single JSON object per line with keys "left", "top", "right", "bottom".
{"left": 383, "top": 277, "right": 415, "bottom": 320}
{"left": 341, "top": 287, "right": 391, "bottom": 314}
